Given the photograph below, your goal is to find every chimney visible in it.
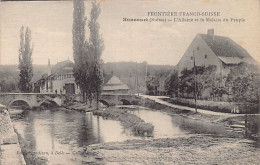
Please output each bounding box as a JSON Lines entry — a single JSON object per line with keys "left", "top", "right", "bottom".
{"left": 207, "top": 29, "right": 214, "bottom": 36}
{"left": 48, "top": 59, "right": 51, "bottom": 75}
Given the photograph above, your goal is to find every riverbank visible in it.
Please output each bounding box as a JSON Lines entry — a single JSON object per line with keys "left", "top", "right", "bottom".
{"left": 14, "top": 129, "right": 48, "bottom": 165}
{"left": 84, "top": 135, "right": 260, "bottom": 165}
{"left": 82, "top": 100, "right": 259, "bottom": 164}
{"left": 136, "top": 95, "right": 260, "bottom": 134}
{"left": 62, "top": 99, "right": 255, "bottom": 138}
{"left": 61, "top": 102, "right": 97, "bottom": 112}
{"left": 0, "top": 109, "right": 26, "bottom": 165}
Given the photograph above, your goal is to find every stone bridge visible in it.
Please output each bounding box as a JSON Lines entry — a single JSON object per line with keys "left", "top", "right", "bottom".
{"left": 0, "top": 93, "right": 63, "bottom": 109}
{"left": 0, "top": 93, "right": 139, "bottom": 109}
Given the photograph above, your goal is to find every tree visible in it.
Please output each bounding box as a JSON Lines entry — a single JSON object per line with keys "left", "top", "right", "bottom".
{"left": 226, "top": 63, "right": 260, "bottom": 103}
{"left": 72, "top": 0, "right": 89, "bottom": 103}
{"left": 165, "top": 71, "right": 179, "bottom": 97}
{"left": 18, "top": 26, "right": 33, "bottom": 93}
{"left": 88, "top": 0, "right": 104, "bottom": 109}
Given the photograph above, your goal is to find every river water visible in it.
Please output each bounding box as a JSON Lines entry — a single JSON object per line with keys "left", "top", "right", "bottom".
{"left": 11, "top": 108, "right": 258, "bottom": 164}
{"left": 12, "top": 110, "right": 140, "bottom": 164}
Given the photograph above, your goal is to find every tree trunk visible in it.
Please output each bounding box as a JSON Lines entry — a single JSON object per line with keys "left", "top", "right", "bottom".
{"left": 88, "top": 93, "right": 92, "bottom": 108}
{"left": 81, "top": 92, "right": 85, "bottom": 103}
{"left": 85, "top": 92, "right": 88, "bottom": 105}
{"left": 96, "top": 90, "right": 99, "bottom": 110}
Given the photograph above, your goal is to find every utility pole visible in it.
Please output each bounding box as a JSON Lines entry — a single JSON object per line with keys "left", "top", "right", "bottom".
{"left": 193, "top": 50, "right": 198, "bottom": 113}
{"left": 137, "top": 62, "right": 139, "bottom": 96}
{"left": 145, "top": 62, "right": 147, "bottom": 95}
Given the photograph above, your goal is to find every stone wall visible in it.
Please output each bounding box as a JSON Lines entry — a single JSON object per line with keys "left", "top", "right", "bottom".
{"left": 0, "top": 109, "right": 26, "bottom": 165}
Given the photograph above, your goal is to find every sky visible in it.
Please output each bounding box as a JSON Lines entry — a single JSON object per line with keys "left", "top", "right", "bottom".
{"left": 0, "top": 0, "right": 260, "bottom": 66}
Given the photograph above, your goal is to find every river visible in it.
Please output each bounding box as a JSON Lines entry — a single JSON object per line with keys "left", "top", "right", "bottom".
{"left": 11, "top": 108, "right": 259, "bottom": 164}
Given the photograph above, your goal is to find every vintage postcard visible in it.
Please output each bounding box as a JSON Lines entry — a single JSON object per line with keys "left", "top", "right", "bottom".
{"left": 0, "top": 0, "right": 259, "bottom": 164}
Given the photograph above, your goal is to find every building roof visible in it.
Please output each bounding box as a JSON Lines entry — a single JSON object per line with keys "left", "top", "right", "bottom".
{"left": 106, "top": 76, "right": 123, "bottom": 85}
{"left": 199, "top": 33, "right": 256, "bottom": 65}
{"left": 103, "top": 84, "right": 129, "bottom": 91}
{"left": 217, "top": 57, "right": 242, "bottom": 65}
{"left": 103, "top": 75, "right": 129, "bottom": 91}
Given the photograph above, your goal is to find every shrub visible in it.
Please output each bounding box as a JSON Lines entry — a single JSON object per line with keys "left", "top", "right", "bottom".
{"left": 131, "top": 100, "right": 140, "bottom": 105}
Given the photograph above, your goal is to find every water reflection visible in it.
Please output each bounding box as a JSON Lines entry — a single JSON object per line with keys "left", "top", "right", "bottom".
{"left": 12, "top": 110, "right": 139, "bottom": 164}
{"left": 133, "top": 109, "right": 243, "bottom": 138}
{"left": 133, "top": 110, "right": 187, "bottom": 138}
{"left": 12, "top": 108, "right": 260, "bottom": 165}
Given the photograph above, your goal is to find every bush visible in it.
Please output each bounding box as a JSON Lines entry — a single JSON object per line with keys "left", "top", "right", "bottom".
{"left": 131, "top": 100, "right": 140, "bottom": 105}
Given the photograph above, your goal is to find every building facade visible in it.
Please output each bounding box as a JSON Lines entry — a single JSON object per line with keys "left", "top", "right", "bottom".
{"left": 177, "top": 29, "right": 257, "bottom": 77}
{"left": 35, "top": 60, "right": 80, "bottom": 95}
{"left": 35, "top": 60, "right": 130, "bottom": 95}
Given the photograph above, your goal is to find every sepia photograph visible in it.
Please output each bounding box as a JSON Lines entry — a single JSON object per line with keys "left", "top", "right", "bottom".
{"left": 0, "top": 0, "right": 260, "bottom": 164}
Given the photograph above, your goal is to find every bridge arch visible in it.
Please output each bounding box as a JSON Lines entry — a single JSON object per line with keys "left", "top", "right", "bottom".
{"left": 120, "top": 99, "right": 131, "bottom": 105}
{"left": 9, "top": 99, "right": 31, "bottom": 109}
{"left": 38, "top": 99, "right": 60, "bottom": 108}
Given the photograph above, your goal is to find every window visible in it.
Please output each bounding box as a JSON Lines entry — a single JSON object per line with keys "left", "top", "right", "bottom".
{"left": 191, "top": 56, "right": 193, "bottom": 60}
{"left": 197, "top": 46, "right": 199, "bottom": 50}
{"left": 205, "top": 54, "right": 207, "bottom": 59}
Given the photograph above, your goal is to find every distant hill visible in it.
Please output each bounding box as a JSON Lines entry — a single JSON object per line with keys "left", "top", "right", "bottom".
{"left": 0, "top": 62, "right": 175, "bottom": 93}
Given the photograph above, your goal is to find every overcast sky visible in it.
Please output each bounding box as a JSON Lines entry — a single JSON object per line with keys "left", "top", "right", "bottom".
{"left": 0, "top": 0, "right": 259, "bottom": 65}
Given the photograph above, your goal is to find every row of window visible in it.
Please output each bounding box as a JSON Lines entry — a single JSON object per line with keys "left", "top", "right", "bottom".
{"left": 54, "top": 74, "right": 73, "bottom": 80}
{"left": 190, "top": 54, "right": 207, "bottom": 60}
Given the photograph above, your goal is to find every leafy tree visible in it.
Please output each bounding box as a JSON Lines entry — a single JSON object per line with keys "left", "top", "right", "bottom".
{"left": 18, "top": 26, "right": 33, "bottom": 93}
{"left": 0, "top": 77, "right": 18, "bottom": 92}
{"left": 72, "top": 0, "right": 89, "bottom": 103}
{"left": 165, "top": 71, "right": 179, "bottom": 97}
{"left": 178, "top": 67, "right": 203, "bottom": 99}
{"left": 177, "top": 65, "right": 225, "bottom": 100}
{"left": 226, "top": 63, "right": 260, "bottom": 103}
{"left": 88, "top": 0, "right": 104, "bottom": 109}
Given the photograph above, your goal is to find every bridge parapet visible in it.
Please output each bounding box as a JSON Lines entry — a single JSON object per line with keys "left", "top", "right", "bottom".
{"left": 0, "top": 93, "right": 63, "bottom": 109}
{"left": 100, "top": 94, "right": 139, "bottom": 106}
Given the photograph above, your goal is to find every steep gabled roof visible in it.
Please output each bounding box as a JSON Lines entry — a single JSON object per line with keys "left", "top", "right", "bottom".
{"left": 103, "top": 75, "right": 129, "bottom": 91}
{"left": 199, "top": 34, "right": 257, "bottom": 65}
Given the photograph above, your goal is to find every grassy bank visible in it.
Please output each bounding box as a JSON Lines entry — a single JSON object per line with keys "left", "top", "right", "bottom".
{"left": 14, "top": 129, "right": 48, "bottom": 165}
{"left": 161, "top": 97, "right": 259, "bottom": 114}
{"left": 93, "top": 109, "right": 154, "bottom": 136}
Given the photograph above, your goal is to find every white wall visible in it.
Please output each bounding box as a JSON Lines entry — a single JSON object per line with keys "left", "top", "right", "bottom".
{"left": 177, "top": 34, "right": 222, "bottom": 76}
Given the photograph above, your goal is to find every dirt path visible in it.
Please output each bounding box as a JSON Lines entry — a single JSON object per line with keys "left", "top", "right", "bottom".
{"left": 139, "top": 94, "right": 245, "bottom": 116}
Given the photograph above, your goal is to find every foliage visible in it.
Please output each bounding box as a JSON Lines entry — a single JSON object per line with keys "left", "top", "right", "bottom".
{"left": 72, "top": 0, "right": 90, "bottom": 103}
{"left": 72, "top": 0, "right": 104, "bottom": 109}
{"left": 165, "top": 71, "right": 178, "bottom": 96}
{"left": 226, "top": 63, "right": 260, "bottom": 103}
{"left": 167, "top": 65, "right": 226, "bottom": 100}
{"left": 0, "top": 77, "right": 18, "bottom": 92}
{"left": 18, "top": 26, "right": 33, "bottom": 93}
{"left": 88, "top": 0, "right": 104, "bottom": 109}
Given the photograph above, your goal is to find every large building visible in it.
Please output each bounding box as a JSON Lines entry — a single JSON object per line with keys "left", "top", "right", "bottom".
{"left": 177, "top": 29, "right": 257, "bottom": 77}
{"left": 35, "top": 60, "right": 80, "bottom": 95}
{"left": 35, "top": 60, "right": 129, "bottom": 95}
